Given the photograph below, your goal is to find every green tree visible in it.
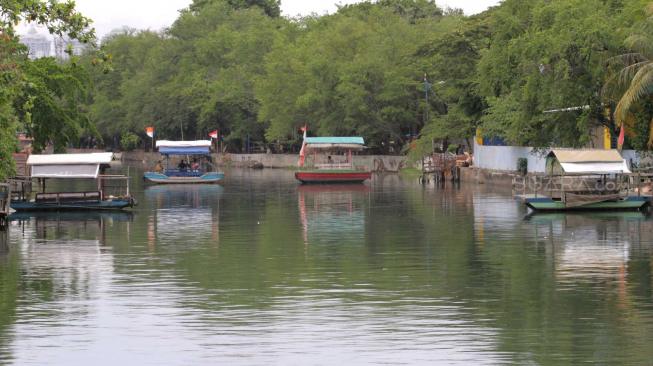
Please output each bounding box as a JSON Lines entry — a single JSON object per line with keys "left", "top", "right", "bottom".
{"left": 16, "top": 57, "right": 93, "bottom": 153}
{"left": 0, "top": 0, "right": 94, "bottom": 178}
{"left": 189, "top": 0, "right": 280, "bottom": 17}
{"left": 606, "top": 2, "right": 653, "bottom": 147}
{"left": 476, "top": 0, "right": 640, "bottom": 147}
{"left": 257, "top": 4, "right": 448, "bottom": 152}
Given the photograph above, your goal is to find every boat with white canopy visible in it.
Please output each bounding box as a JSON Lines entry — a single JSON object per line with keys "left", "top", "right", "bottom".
{"left": 10, "top": 152, "right": 135, "bottom": 212}
{"left": 522, "top": 149, "right": 650, "bottom": 211}
{"left": 295, "top": 137, "right": 371, "bottom": 184}
{"left": 143, "top": 140, "right": 224, "bottom": 184}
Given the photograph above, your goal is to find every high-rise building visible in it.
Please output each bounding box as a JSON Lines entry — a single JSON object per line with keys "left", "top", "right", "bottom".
{"left": 20, "top": 26, "right": 51, "bottom": 59}
{"left": 54, "top": 36, "right": 87, "bottom": 59}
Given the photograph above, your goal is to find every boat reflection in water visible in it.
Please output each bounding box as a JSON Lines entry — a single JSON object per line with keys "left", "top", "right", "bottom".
{"left": 9, "top": 210, "right": 133, "bottom": 246}
{"left": 297, "top": 184, "right": 370, "bottom": 245}
{"left": 526, "top": 211, "right": 650, "bottom": 298}
{"left": 144, "top": 185, "right": 223, "bottom": 247}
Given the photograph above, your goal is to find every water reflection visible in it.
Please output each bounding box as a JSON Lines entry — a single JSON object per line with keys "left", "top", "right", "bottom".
{"left": 2, "top": 211, "right": 120, "bottom": 364}
{"left": 527, "top": 212, "right": 647, "bottom": 281}
{"left": 298, "top": 184, "right": 370, "bottom": 245}
{"left": 1, "top": 170, "right": 653, "bottom": 364}
{"left": 144, "top": 185, "right": 223, "bottom": 248}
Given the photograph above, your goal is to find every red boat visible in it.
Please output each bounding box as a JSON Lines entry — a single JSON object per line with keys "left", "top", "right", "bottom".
{"left": 295, "top": 170, "right": 372, "bottom": 184}
{"left": 295, "top": 136, "right": 371, "bottom": 184}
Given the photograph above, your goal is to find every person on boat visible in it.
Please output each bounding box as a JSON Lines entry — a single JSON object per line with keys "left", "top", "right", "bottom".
{"left": 178, "top": 159, "right": 188, "bottom": 171}
{"left": 327, "top": 155, "right": 333, "bottom": 164}
{"left": 154, "top": 160, "right": 164, "bottom": 173}
{"left": 191, "top": 158, "right": 200, "bottom": 171}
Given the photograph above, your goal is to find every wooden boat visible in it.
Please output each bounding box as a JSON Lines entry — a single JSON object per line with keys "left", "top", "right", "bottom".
{"left": 294, "top": 136, "right": 371, "bottom": 184}
{"left": 10, "top": 153, "right": 135, "bottom": 212}
{"left": 524, "top": 195, "right": 649, "bottom": 211}
{"left": 520, "top": 149, "right": 650, "bottom": 211}
{"left": 144, "top": 140, "right": 224, "bottom": 184}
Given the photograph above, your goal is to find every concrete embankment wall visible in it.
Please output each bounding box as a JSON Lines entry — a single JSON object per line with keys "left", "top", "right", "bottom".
{"left": 122, "top": 151, "right": 409, "bottom": 172}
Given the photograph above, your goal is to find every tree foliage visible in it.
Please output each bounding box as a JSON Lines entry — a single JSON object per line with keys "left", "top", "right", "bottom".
{"left": 0, "top": 0, "right": 94, "bottom": 178}
{"left": 81, "top": 0, "right": 653, "bottom": 155}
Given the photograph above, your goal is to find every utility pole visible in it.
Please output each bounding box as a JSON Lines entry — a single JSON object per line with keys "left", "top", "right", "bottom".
{"left": 424, "top": 73, "right": 431, "bottom": 125}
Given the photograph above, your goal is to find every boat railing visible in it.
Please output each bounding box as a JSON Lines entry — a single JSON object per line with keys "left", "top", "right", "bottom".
{"left": 514, "top": 173, "right": 636, "bottom": 199}
{"left": 7, "top": 177, "right": 31, "bottom": 201}
{"left": 36, "top": 191, "right": 101, "bottom": 203}
{"left": 315, "top": 163, "right": 355, "bottom": 170}
{"left": 98, "top": 175, "right": 131, "bottom": 199}
{"left": 163, "top": 169, "right": 205, "bottom": 177}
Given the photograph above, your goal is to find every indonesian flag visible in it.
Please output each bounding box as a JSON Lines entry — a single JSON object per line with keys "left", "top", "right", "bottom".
{"left": 298, "top": 125, "right": 307, "bottom": 167}
{"left": 209, "top": 130, "right": 219, "bottom": 139}
{"left": 617, "top": 125, "right": 625, "bottom": 150}
{"left": 145, "top": 126, "right": 154, "bottom": 138}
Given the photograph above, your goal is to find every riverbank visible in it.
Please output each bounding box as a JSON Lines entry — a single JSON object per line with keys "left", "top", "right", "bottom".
{"left": 122, "top": 151, "right": 409, "bottom": 172}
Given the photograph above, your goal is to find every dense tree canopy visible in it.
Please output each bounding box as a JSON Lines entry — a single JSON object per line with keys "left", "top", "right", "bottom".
{"left": 79, "top": 0, "right": 653, "bottom": 155}
{"left": 4, "top": 0, "right": 653, "bottom": 173}
{"left": 0, "top": 0, "right": 94, "bottom": 178}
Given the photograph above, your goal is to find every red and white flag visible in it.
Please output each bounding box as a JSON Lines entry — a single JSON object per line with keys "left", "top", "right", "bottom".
{"left": 209, "top": 130, "right": 219, "bottom": 139}
{"left": 145, "top": 126, "right": 154, "bottom": 138}
{"left": 617, "top": 125, "right": 625, "bottom": 150}
{"left": 298, "top": 125, "right": 307, "bottom": 167}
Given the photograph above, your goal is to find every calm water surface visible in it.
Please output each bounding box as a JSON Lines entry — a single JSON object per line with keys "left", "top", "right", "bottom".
{"left": 1, "top": 168, "right": 653, "bottom": 365}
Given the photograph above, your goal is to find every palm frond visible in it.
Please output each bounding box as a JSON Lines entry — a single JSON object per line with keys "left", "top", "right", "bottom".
{"left": 606, "top": 53, "right": 646, "bottom": 68}
{"left": 618, "top": 60, "right": 651, "bottom": 86}
{"left": 625, "top": 35, "right": 653, "bottom": 58}
{"left": 615, "top": 62, "right": 653, "bottom": 125}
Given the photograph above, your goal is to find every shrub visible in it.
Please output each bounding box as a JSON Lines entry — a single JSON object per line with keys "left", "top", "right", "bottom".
{"left": 120, "top": 132, "right": 141, "bottom": 151}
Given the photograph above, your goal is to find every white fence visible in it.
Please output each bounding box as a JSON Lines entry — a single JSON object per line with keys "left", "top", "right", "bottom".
{"left": 473, "top": 140, "right": 641, "bottom": 173}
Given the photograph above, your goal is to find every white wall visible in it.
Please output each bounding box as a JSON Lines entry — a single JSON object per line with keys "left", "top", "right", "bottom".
{"left": 473, "top": 140, "right": 640, "bottom": 173}
{"left": 473, "top": 141, "right": 548, "bottom": 173}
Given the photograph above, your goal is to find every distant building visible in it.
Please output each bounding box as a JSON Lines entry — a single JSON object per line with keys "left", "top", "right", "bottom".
{"left": 19, "top": 25, "right": 89, "bottom": 60}
{"left": 20, "top": 26, "right": 51, "bottom": 59}
{"left": 54, "top": 36, "right": 87, "bottom": 59}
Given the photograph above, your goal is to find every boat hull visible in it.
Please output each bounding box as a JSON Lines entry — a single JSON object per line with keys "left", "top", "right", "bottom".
{"left": 525, "top": 196, "right": 650, "bottom": 211}
{"left": 295, "top": 171, "right": 371, "bottom": 184}
{"left": 143, "top": 172, "right": 224, "bottom": 184}
{"left": 10, "top": 199, "right": 134, "bottom": 212}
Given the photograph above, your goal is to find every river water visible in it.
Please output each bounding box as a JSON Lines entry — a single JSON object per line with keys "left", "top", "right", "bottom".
{"left": 1, "top": 168, "right": 652, "bottom": 365}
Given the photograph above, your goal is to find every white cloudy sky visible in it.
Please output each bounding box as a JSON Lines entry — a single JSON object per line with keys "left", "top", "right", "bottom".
{"left": 23, "top": 0, "right": 501, "bottom": 37}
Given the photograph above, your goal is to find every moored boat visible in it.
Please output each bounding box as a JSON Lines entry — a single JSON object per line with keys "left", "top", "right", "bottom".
{"left": 143, "top": 140, "right": 224, "bottom": 184}
{"left": 294, "top": 136, "right": 371, "bottom": 184}
{"left": 520, "top": 149, "right": 651, "bottom": 211}
{"left": 10, "top": 152, "right": 135, "bottom": 212}
{"left": 524, "top": 195, "right": 649, "bottom": 211}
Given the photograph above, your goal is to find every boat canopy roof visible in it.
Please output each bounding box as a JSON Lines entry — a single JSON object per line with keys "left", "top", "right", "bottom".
{"left": 549, "top": 149, "right": 631, "bottom": 174}
{"left": 304, "top": 137, "right": 366, "bottom": 151}
{"left": 156, "top": 140, "right": 212, "bottom": 155}
{"left": 27, "top": 152, "right": 114, "bottom": 179}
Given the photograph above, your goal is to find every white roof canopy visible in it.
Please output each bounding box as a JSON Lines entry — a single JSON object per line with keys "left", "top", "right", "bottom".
{"left": 27, "top": 152, "right": 113, "bottom": 165}
{"left": 156, "top": 140, "right": 211, "bottom": 147}
{"left": 550, "top": 149, "right": 631, "bottom": 174}
{"left": 27, "top": 153, "right": 114, "bottom": 179}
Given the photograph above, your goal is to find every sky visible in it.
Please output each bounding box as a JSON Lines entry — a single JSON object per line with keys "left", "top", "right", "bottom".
{"left": 21, "top": 0, "right": 501, "bottom": 38}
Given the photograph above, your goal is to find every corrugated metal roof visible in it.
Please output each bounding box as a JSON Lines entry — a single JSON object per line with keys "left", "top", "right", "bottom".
{"left": 27, "top": 153, "right": 114, "bottom": 166}
{"left": 305, "top": 137, "right": 365, "bottom": 145}
{"left": 551, "top": 149, "right": 624, "bottom": 163}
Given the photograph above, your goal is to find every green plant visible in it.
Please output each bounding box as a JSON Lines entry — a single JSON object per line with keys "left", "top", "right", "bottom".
{"left": 517, "top": 157, "right": 528, "bottom": 175}
{"left": 120, "top": 132, "right": 141, "bottom": 151}
{"left": 447, "top": 144, "right": 459, "bottom": 153}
